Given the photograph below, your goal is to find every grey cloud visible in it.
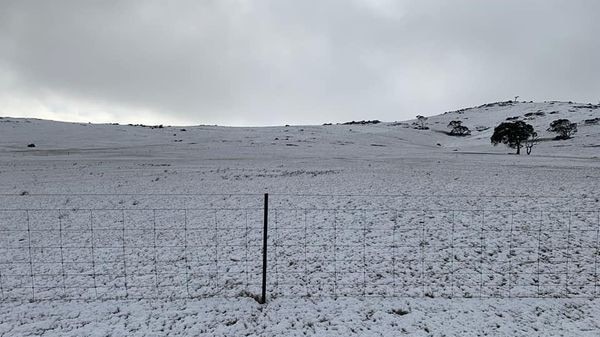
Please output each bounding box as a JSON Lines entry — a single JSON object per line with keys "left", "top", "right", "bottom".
{"left": 1, "top": 0, "right": 599, "bottom": 125}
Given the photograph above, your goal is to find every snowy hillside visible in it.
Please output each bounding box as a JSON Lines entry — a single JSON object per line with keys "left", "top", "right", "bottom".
{"left": 0, "top": 101, "right": 599, "bottom": 336}
{"left": 422, "top": 100, "right": 600, "bottom": 154}
{"left": 1, "top": 100, "right": 599, "bottom": 159}
{"left": 0, "top": 100, "right": 598, "bottom": 198}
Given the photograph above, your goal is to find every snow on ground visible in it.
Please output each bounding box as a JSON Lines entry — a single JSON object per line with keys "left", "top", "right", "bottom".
{"left": 1, "top": 298, "right": 599, "bottom": 336}
{"left": 0, "top": 101, "right": 599, "bottom": 336}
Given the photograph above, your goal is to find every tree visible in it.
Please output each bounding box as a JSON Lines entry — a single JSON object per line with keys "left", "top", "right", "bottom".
{"left": 490, "top": 121, "right": 536, "bottom": 155}
{"left": 547, "top": 119, "right": 577, "bottom": 140}
{"left": 447, "top": 120, "right": 471, "bottom": 136}
{"left": 413, "top": 115, "right": 429, "bottom": 130}
{"left": 524, "top": 131, "right": 539, "bottom": 155}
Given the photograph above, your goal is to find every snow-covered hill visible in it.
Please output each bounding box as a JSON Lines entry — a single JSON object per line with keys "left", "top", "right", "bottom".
{"left": 421, "top": 100, "right": 600, "bottom": 154}
{"left": 1, "top": 101, "right": 598, "bottom": 159}
{"left": 0, "top": 100, "right": 598, "bottom": 197}
{"left": 0, "top": 102, "right": 599, "bottom": 336}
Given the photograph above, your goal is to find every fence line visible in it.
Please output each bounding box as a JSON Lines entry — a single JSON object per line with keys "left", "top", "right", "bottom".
{"left": 265, "top": 208, "right": 599, "bottom": 299}
{"left": 0, "top": 199, "right": 598, "bottom": 302}
{"left": 1, "top": 207, "right": 598, "bottom": 212}
{"left": 0, "top": 193, "right": 593, "bottom": 198}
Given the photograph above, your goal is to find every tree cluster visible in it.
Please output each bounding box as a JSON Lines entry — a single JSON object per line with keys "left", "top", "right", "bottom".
{"left": 490, "top": 118, "right": 577, "bottom": 155}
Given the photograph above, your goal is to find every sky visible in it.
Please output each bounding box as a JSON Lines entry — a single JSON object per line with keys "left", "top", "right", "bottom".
{"left": 1, "top": 0, "right": 599, "bottom": 126}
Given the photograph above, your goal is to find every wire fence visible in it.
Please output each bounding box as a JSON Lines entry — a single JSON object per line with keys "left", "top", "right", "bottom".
{"left": 0, "top": 208, "right": 265, "bottom": 301}
{"left": 268, "top": 208, "right": 599, "bottom": 299}
{"left": 0, "top": 194, "right": 598, "bottom": 302}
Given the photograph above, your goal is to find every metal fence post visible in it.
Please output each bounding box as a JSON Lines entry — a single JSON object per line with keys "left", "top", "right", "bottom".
{"left": 260, "top": 193, "right": 269, "bottom": 304}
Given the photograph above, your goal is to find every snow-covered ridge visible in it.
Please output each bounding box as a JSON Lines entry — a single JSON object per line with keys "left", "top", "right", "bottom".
{"left": 415, "top": 100, "right": 600, "bottom": 155}
{"left": 436, "top": 100, "right": 599, "bottom": 136}
{"left": 0, "top": 101, "right": 599, "bottom": 158}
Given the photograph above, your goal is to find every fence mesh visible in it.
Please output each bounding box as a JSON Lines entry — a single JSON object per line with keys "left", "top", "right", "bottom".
{"left": 268, "top": 209, "right": 599, "bottom": 299}
{"left": 0, "top": 208, "right": 264, "bottom": 301}
{"left": 0, "top": 196, "right": 598, "bottom": 301}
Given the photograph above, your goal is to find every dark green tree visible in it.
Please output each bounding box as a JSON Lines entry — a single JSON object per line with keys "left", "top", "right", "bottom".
{"left": 490, "top": 121, "right": 536, "bottom": 155}
{"left": 548, "top": 119, "right": 577, "bottom": 140}
{"left": 447, "top": 120, "right": 471, "bottom": 136}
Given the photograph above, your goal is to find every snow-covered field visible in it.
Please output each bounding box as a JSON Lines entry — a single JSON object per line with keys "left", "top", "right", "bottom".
{"left": 0, "top": 101, "right": 599, "bottom": 336}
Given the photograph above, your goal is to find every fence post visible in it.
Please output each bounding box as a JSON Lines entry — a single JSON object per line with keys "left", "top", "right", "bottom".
{"left": 260, "top": 193, "right": 269, "bottom": 304}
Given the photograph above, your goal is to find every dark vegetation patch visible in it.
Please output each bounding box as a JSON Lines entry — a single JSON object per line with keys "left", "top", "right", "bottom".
{"left": 322, "top": 120, "right": 381, "bottom": 126}
{"left": 128, "top": 124, "right": 166, "bottom": 129}
{"left": 342, "top": 120, "right": 381, "bottom": 125}
{"left": 443, "top": 100, "right": 516, "bottom": 115}
{"left": 574, "top": 104, "right": 600, "bottom": 110}
{"left": 524, "top": 111, "right": 546, "bottom": 117}
{"left": 447, "top": 120, "right": 471, "bottom": 136}
{"left": 584, "top": 118, "right": 600, "bottom": 125}
{"left": 389, "top": 308, "right": 411, "bottom": 316}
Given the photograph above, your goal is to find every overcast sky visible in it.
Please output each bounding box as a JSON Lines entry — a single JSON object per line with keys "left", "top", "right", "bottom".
{"left": 1, "top": 0, "right": 599, "bottom": 126}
